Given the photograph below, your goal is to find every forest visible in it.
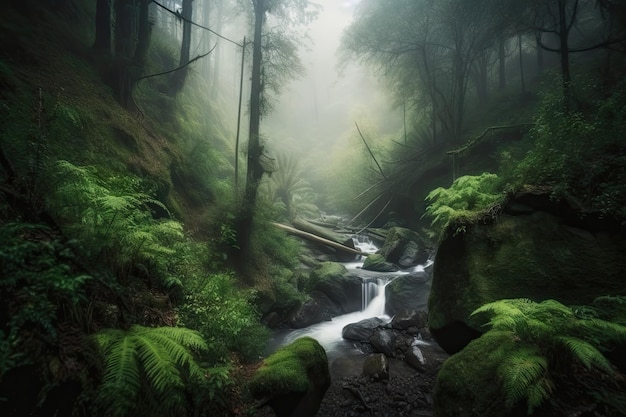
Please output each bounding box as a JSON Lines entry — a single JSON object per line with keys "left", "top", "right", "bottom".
{"left": 1, "top": 0, "right": 626, "bottom": 416}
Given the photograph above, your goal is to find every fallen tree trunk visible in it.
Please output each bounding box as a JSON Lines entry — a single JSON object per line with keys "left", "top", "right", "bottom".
{"left": 271, "top": 222, "right": 368, "bottom": 257}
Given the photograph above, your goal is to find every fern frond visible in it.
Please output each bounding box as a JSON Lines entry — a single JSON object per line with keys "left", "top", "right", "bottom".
{"left": 133, "top": 333, "right": 183, "bottom": 394}
{"left": 557, "top": 336, "right": 613, "bottom": 373}
{"left": 498, "top": 346, "right": 548, "bottom": 410}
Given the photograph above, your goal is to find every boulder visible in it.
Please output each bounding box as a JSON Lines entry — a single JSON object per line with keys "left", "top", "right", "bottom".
{"left": 379, "top": 227, "right": 430, "bottom": 266}
{"left": 306, "top": 262, "right": 362, "bottom": 314}
{"left": 362, "top": 353, "right": 389, "bottom": 381}
{"left": 369, "top": 329, "right": 396, "bottom": 357}
{"left": 342, "top": 317, "right": 386, "bottom": 341}
{"left": 362, "top": 253, "right": 398, "bottom": 272}
{"left": 404, "top": 344, "right": 426, "bottom": 373}
{"left": 385, "top": 271, "right": 431, "bottom": 316}
{"left": 250, "top": 337, "right": 331, "bottom": 417}
{"left": 429, "top": 193, "right": 626, "bottom": 354}
{"left": 390, "top": 309, "right": 429, "bottom": 331}
{"left": 288, "top": 291, "right": 341, "bottom": 328}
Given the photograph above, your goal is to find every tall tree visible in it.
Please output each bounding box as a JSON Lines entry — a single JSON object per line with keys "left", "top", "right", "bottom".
{"left": 235, "top": 0, "right": 317, "bottom": 263}
{"left": 170, "top": 0, "right": 194, "bottom": 94}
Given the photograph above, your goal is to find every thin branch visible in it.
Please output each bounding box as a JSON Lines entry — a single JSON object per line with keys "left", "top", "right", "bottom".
{"left": 151, "top": 0, "right": 243, "bottom": 47}
{"left": 135, "top": 44, "right": 217, "bottom": 81}
{"left": 446, "top": 124, "right": 534, "bottom": 155}
{"left": 355, "top": 122, "right": 387, "bottom": 180}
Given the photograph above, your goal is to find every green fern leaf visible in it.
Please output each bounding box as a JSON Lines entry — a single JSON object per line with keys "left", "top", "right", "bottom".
{"left": 557, "top": 336, "right": 613, "bottom": 372}
{"left": 498, "top": 346, "right": 548, "bottom": 409}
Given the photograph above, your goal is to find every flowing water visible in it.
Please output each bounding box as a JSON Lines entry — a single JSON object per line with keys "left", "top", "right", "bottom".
{"left": 267, "top": 236, "right": 431, "bottom": 363}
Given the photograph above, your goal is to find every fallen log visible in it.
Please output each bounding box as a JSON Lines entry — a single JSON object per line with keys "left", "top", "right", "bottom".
{"left": 271, "top": 222, "right": 368, "bottom": 257}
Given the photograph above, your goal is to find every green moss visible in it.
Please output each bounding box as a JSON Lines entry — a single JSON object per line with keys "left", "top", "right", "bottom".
{"left": 249, "top": 337, "right": 328, "bottom": 396}
{"left": 433, "top": 331, "right": 514, "bottom": 417}
{"left": 304, "top": 262, "right": 348, "bottom": 292}
{"left": 429, "top": 210, "right": 626, "bottom": 332}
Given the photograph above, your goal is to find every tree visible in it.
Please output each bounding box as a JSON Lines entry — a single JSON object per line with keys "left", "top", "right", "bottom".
{"left": 235, "top": 0, "right": 317, "bottom": 263}
{"left": 169, "top": 0, "right": 193, "bottom": 94}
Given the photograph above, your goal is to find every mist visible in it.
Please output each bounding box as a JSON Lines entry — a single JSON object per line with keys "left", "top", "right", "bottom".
{"left": 262, "top": 0, "right": 403, "bottom": 182}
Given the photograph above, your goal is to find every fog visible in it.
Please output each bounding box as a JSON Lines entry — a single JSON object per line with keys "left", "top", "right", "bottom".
{"left": 262, "top": 0, "right": 403, "bottom": 175}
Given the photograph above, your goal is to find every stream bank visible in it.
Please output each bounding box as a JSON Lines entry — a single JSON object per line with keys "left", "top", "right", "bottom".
{"left": 257, "top": 227, "right": 447, "bottom": 416}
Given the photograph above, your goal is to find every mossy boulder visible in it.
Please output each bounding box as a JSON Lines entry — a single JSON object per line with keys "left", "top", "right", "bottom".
{"left": 385, "top": 271, "right": 431, "bottom": 316}
{"left": 433, "top": 331, "right": 519, "bottom": 417}
{"left": 379, "top": 227, "right": 430, "bottom": 267}
{"left": 305, "top": 262, "right": 361, "bottom": 314}
{"left": 250, "top": 337, "right": 330, "bottom": 417}
{"left": 362, "top": 253, "right": 398, "bottom": 272}
{"left": 428, "top": 193, "right": 626, "bottom": 354}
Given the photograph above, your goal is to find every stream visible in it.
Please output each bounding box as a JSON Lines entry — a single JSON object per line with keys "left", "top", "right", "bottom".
{"left": 266, "top": 235, "right": 433, "bottom": 373}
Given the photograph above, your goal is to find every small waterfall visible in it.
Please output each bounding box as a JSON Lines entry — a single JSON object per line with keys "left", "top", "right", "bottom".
{"left": 361, "top": 279, "right": 378, "bottom": 310}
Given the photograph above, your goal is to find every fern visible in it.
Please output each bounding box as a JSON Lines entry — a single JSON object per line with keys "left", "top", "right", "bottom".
{"left": 423, "top": 172, "right": 502, "bottom": 239}
{"left": 471, "top": 298, "right": 625, "bottom": 414}
{"left": 498, "top": 345, "right": 550, "bottom": 412}
{"left": 93, "top": 325, "right": 209, "bottom": 417}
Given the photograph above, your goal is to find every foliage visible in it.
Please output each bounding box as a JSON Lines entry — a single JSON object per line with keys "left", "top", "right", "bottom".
{"left": 513, "top": 79, "right": 626, "bottom": 221}
{"left": 0, "top": 222, "right": 90, "bottom": 380}
{"left": 267, "top": 152, "right": 319, "bottom": 221}
{"left": 423, "top": 172, "right": 503, "bottom": 238}
{"left": 49, "top": 160, "right": 187, "bottom": 292}
{"left": 91, "top": 325, "right": 218, "bottom": 417}
{"left": 176, "top": 272, "right": 269, "bottom": 363}
{"left": 249, "top": 336, "right": 328, "bottom": 396}
{"left": 470, "top": 298, "right": 626, "bottom": 414}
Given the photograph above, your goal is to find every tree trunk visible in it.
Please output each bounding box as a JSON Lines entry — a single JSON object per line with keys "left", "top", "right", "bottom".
{"left": 93, "top": 0, "right": 111, "bottom": 53}
{"left": 535, "top": 32, "right": 544, "bottom": 77}
{"left": 518, "top": 34, "right": 525, "bottom": 95}
{"left": 498, "top": 37, "right": 506, "bottom": 90}
{"left": 558, "top": 0, "right": 572, "bottom": 109}
{"left": 236, "top": 0, "right": 265, "bottom": 264}
{"left": 170, "top": 0, "right": 193, "bottom": 94}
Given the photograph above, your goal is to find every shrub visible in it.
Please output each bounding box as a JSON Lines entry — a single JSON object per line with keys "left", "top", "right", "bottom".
{"left": 423, "top": 172, "right": 503, "bottom": 239}
{"left": 176, "top": 272, "right": 269, "bottom": 363}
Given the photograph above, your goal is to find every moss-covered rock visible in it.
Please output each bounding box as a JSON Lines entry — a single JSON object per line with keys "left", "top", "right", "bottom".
{"left": 379, "top": 227, "right": 430, "bottom": 266}
{"left": 305, "top": 262, "right": 361, "bottom": 314}
{"left": 362, "top": 253, "right": 398, "bottom": 272}
{"left": 428, "top": 194, "right": 626, "bottom": 354}
{"left": 385, "top": 271, "right": 431, "bottom": 316}
{"left": 433, "top": 331, "right": 519, "bottom": 417}
{"left": 250, "top": 337, "right": 330, "bottom": 417}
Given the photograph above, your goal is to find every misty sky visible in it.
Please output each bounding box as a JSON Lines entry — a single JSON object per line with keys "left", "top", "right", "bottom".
{"left": 264, "top": 0, "right": 402, "bottom": 159}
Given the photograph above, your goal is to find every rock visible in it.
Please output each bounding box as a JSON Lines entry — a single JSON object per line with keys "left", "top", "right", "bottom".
{"left": 404, "top": 344, "right": 426, "bottom": 373}
{"left": 342, "top": 317, "right": 386, "bottom": 341}
{"left": 307, "top": 262, "right": 362, "bottom": 314}
{"left": 398, "top": 240, "right": 421, "bottom": 267}
{"left": 385, "top": 272, "right": 431, "bottom": 316}
{"left": 369, "top": 329, "right": 396, "bottom": 357}
{"left": 362, "top": 253, "right": 398, "bottom": 272}
{"left": 429, "top": 193, "right": 626, "bottom": 355}
{"left": 379, "top": 227, "right": 430, "bottom": 266}
{"left": 362, "top": 353, "right": 389, "bottom": 381}
{"left": 249, "top": 337, "right": 330, "bottom": 417}
{"left": 390, "top": 309, "right": 429, "bottom": 330}
{"left": 289, "top": 291, "right": 341, "bottom": 328}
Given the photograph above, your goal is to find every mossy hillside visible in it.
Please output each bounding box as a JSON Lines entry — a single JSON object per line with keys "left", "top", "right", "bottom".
{"left": 428, "top": 210, "right": 626, "bottom": 333}
{"left": 249, "top": 337, "right": 329, "bottom": 396}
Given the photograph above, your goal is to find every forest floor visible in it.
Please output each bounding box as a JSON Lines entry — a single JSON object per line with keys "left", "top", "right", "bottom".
{"left": 255, "top": 348, "right": 448, "bottom": 417}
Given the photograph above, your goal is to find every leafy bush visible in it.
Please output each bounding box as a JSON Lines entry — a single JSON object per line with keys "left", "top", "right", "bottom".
{"left": 470, "top": 298, "right": 626, "bottom": 414}
{"left": 513, "top": 80, "right": 626, "bottom": 221}
{"left": 0, "top": 222, "right": 90, "bottom": 379}
{"left": 49, "top": 160, "right": 187, "bottom": 292}
{"left": 423, "top": 172, "right": 503, "bottom": 238}
{"left": 176, "top": 272, "right": 269, "bottom": 363}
